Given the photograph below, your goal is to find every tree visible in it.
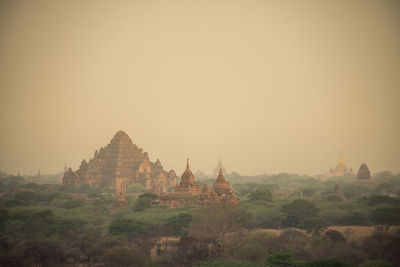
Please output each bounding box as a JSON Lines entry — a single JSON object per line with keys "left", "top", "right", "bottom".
{"left": 88, "top": 235, "right": 129, "bottom": 262}
{"left": 371, "top": 206, "right": 400, "bottom": 230}
{"left": 66, "top": 228, "right": 103, "bottom": 264}
{"left": 55, "top": 218, "right": 87, "bottom": 241}
{"left": 281, "top": 199, "right": 318, "bottom": 227}
{"left": 235, "top": 230, "right": 276, "bottom": 262}
{"left": 134, "top": 193, "right": 159, "bottom": 211}
{"left": 62, "top": 198, "right": 85, "bottom": 209}
{"left": 361, "top": 231, "right": 400, "bottom": 265}
{"left": 302, "top": 188, "right": 315, "bottom": 197}
{"left": 298, "top": 217, "right": 327, "bottom": 235}
{"left": 179, "top": 204, "right": 248, "bottom": 261}
{"left": 126, "top": 183, "right": 147, "bottom": 193}
{"left": 16, "top": 210, "right": 57, "bottom": 238}
{"left": 367, "top": 195, "right": 400, "bottom": 206}
{"left": 139, "top": 192, "right": 159, "bottom": 200}
{"left": 101, "top": 244, "right": 151, "bottom": 266}
{"left": 196, "top": 260, "right": 263, "bottom": 267}
{"left": 109, "top": 218, "right": 150, "bottom": 237}
{"left": 58, "top": 184, "right": 75, "bottom": 193}
{"left": 274, "top": 230, "right": 311, "bottom": 261}
{"left": 86, "top": 235, "right": 151, "bottom": 266}
{"left": 165, "top": 213, "right": 193, "bottom": 236}
{"left": 10, "top": 239, "right": 66, "bottom": 267}
{"left": 324, "top": 230, "right": 346, "bottom": 247}
{"left": 302, "top": 258, "right": 349, "bottom": 267}
{"left": 358, "top": 260, "right": 393, "bottom": 267}
{"left": 247, "top": 189, "right": 272, "bottom": 202}
{"left": 109, "top": 218, "right": 157, "bottom": 255}
{"left": 266, "top": 251, "right": 293, "bottom": 267}
{"left": 134, "top": 197, "right": 153, "bottom": 211}
{"left": 77, "top": 184, "right": 91, "bottom": 193}
{"left": 0, "top": 207, "right": 8, "bottom": 232}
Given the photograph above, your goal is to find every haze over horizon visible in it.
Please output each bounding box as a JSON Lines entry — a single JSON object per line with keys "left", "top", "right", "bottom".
{"left": 1, "top": 0, "right": 399, "bottom": 176}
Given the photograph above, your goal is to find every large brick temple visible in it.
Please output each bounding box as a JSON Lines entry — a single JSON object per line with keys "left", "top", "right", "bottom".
{"left": 62, "top": 130, "right": 177, "bottom": 192}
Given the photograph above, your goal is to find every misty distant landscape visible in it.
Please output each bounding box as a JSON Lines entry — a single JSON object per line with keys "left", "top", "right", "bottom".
{"left": 1, "top": 161, "right": 400, "bottom": 266}
{"left": 1, "top": 0, "right": 399, "bottom": 266}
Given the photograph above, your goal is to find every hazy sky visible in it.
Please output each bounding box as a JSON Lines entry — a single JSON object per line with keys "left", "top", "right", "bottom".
{"left": 1, "top": 0, "right": 399, "bottom": 176}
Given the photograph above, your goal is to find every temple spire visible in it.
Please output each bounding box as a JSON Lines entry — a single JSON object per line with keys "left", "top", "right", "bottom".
{"left": 186, "top": 157, "right": 190, "bottom": 171}
{"left": 339, "top": 152, "right": 344, "bottom": 163}
{"left": 218, "top": 168, "right": 223, "bottom": 177}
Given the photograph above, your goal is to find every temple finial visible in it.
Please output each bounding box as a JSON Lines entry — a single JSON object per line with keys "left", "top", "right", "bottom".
{"left": 338, "top": 151, "right": 344, "bottom": 164}
{"left": 219, "top": 168, "right": 223, "bottom": 177}
{"left": 186, "top": 157, "right": 190, "bottom": 170}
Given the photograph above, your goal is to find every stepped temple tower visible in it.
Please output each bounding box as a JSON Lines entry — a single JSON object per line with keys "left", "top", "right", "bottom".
{"left": 357, "top": 163, "right": 371, "bottom": 180}
{"left": 159, "top": 159, "right": 239, "bottom": 207}
{"left": 62, "top": 131, "right": 177, "bottom": 192}
{"left": 354, "top": 163, "right": 375, "bottom": 189}
{"left": 324, "top": 153, "right": 354, "bottom": 178}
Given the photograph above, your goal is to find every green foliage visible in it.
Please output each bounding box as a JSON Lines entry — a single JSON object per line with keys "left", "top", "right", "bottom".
{"left": 0, "top": 207, "right": 9, "bottom": 232}
{"left": 134, "top": 197, "right": 153, "bottom": 211}
{"left": 281, "top": 199, "right": 318, "bottom": 227}
{"left": 77, "top": 184, "right": 91, "bottom": 193}
{"left": 248, "top": 189, "right": 273, "bottom": 202}
{"left": 2, "top": 174, "right": 400, "bottom": 266}
{"left": 298, "top": 217, "right": 327, "bottom": 235}
{"left": 13, "top": 191, "right": 54, "bottom": 205}
{"left": 100, "top": 244, "right": 151, "bottom": 266}
{"left": 325, "top": 230, "right": 346, "bottom": 244}
{"left": 301, "top": 258, "right": 350, "bottom": 267}
{"left": 55, "top": 218, "right": 87, "bottom": 237}
{"left": 165, "top": 213, "right": 193, "bottom": 236}
{"left": 62, "top": 198, "right": 85, "bottom": 209}
{"left": 358, "top": 260, "right": 392, "bottom": 267}
{"left": 109, "top": 218, "right": 151, "bottom": 237}
{"left": 340, "top": 184, "right": 371, "bottom": 200}
{"left": 236, "top": 230, "right": 276, "bottom": 261}
{"left": 361, "top": 231, "right": 400, "bottom": 265}
{"left": 8, "top": 239, "right": 66, "bottom": 266}
{"left": 58, "top": 184, "right": 76, "bottom": 193}
{"left": 126, "top": 183, "right": 147, "bottom": 193}
{"left": 0, "top": 175, "right": 24, "bottom": 185}
{"left": 139, "top": 192, "right": 159, "bottom": 200}
{"left": 266, "top": 251, "right": 293, "bottom": 266}
{"left": 372, "top": 175, "right": 400, "bottom": 195}
{"left": 320, "top": 209, "right": 371, "bottom": 226}
{"left": 371, "top": 206, "right": 400, "bottom": 228}
{"left": 234, "top": 182, "right": 278, "bottom": 197}
{"left": 197, "top": 260, "right": 264, "bottom": 267}
{"left": 11, "top": 210, "right": 57, "bottom": 238}
{"left": 302, "top": 188, "right": 315, "bottom": 197}
{"left": 366, "top": 195, "right": 400, "bottom": 206}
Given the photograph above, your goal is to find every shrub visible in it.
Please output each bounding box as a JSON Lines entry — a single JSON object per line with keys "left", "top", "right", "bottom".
{"left": 266, "top": 251, "right": 293, "bottom": 266}
{"left": 247, "top": 189, "right": 273, "bottom": 202}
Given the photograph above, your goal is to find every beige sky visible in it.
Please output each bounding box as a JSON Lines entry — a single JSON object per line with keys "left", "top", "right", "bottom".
{"left": 0, "top": 0, "right": 399, "bottom": 176}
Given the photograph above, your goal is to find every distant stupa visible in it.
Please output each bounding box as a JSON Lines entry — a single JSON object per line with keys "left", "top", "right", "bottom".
{"left": 324, "top": 153, "right": 354, "bottom": 177}
{"left": 330, "top": 183, "right": 347, "bottom": 201}
{"left": 110, "top": 182, "right": 129, "bottom": 213}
